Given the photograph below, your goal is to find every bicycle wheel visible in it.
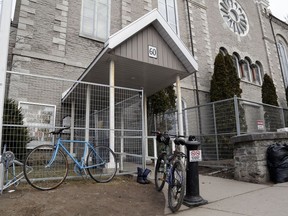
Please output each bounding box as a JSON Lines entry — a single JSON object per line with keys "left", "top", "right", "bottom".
{"left": 24, "top": 145, "right": 68, "bottom": 190}
{"left": 168, "top": 160, "right": 186, "bottom": 213}
{"left": 87, "top": 146, "right": 117, "bottom": 183}
{"left": 155, "top": 155, "right": 166, "bottom": 191}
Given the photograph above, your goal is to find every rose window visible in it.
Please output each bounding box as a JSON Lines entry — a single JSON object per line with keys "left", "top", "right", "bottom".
{"left": 219, "top": 0, "right": 249, "bottom": 36}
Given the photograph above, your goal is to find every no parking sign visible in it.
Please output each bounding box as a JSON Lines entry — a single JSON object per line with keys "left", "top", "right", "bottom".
{"left": 189, "top": 150, "right": 202, "bottom": 162}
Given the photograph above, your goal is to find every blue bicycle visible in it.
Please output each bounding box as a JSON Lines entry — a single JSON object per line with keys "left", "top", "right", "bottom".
{"left": 23, "top": 127, "right": 117, "bottom": 190}
{"left": 153, "top": 131, "right": 186, "bottom": 212}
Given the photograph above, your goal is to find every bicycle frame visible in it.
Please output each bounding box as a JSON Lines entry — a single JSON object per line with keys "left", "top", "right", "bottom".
{"left": 47, "top": 137, "right": 106, "bottom": 170}
{"left": 2, "top": 160, "right": 24, "bottom": 190}
{"left": 164, "top": 154, "right": 185, "bottom": 186}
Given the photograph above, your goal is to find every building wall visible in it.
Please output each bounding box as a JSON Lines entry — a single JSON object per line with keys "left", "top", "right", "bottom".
{"left": 269, "top": 17, "right": 288, "bottom": 106}
{"left": 7, "top": 0, "right": 288, "bottom": 108}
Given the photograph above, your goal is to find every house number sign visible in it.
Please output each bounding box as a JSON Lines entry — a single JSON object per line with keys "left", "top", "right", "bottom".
{"left": 148, "top": 45, "right": 157, "bottom": 59}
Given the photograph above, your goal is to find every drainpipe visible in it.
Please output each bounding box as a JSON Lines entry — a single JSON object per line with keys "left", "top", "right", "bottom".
{"left": 185, "top": 0, "right": 202, "bottom": 134}
{"left": 186, "top": 0, "right": 199, "bottom": 106}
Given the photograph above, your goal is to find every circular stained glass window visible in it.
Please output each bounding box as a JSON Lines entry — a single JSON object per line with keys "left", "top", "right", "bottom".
{"left": 219, "top": 0, "right": 249, "bottom": 36}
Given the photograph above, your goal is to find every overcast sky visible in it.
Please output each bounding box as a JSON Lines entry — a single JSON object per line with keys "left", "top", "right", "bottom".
{"left": 269, "top": 0, "right": 288, "bottom": 21}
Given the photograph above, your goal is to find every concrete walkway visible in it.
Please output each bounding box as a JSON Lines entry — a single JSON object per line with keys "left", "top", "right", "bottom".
{"left": 164, "top": 175, "right": 288, "bottom": 216}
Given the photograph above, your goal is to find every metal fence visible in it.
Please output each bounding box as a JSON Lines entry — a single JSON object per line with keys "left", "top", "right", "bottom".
{"left": 1, "top": 71, "right": 144, "bottom": 175}
{"left": 147, "top": 96, "right": 288, "bottom": 161}
{"left": 2, "top": 71, "right": 288, "bottom": 178}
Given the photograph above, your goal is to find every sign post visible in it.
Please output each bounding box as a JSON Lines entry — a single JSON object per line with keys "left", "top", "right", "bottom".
{"left": 183, "top": 136, "right": 207, "bottom": 207}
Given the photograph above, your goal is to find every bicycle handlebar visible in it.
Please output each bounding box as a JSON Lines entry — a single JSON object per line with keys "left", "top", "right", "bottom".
{"left": 151, "top": 131, "right": 185, "bottom": 138}
{"left": 152, "top": 131, "right": 198, "bottom": 146}
{"left": 50, "top": 127, "right": 70, "bottom": 135}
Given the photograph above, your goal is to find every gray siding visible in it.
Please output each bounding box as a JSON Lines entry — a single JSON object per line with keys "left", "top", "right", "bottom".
{"left": 112, "top": 25, "right": 186, "bottom": 72}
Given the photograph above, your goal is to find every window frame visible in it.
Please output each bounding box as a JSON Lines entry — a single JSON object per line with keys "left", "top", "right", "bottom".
{"left": 232, "top": 53, "right": 241, "bottom": 78}
{"left": 239, "top": 58, "right": 252, "bottom": 82}
{"left": 80, "top": 0, "right": 111, "bottom": 42}
{"left": 158, "top": 0, "right": 179, "bottom": 35}
{"left": 254, "top": 61, "right": 263, "bottom": 86}
{"left": 19, "top": 101, "right": 56, "bottom": 149}
{"left": 277, "top": 40, "right": 288, "bottom": 88}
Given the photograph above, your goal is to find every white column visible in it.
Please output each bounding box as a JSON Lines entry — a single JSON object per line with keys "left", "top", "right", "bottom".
{"left": 109, "top": 60, "right": 115, "bottom": 155}
{"left": 176, "top": 75, "right": 184, "bottom": 152}
{"left": 0, "top": 0, "right": 13, "bottom": 153}
{"left": 84, "top": 85, "right": 91, "bottom": 161}
{"left": 0, "top": 0, "right": 14, "bottom": 194}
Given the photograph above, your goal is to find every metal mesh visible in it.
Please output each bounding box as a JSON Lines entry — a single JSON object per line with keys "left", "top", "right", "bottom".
{"left": 2, "top": 71, "right": 143, "bottom": 176}
{"left": 151, "top": 97, "right": 288, "bottom": 161}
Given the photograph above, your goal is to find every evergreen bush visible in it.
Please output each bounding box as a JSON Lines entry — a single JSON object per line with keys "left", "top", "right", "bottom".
{"left": 209, "top": 52, "right": 246, "bottom": 159}
{"left": 2, "top": 98, "right": 29, "bottom": 160}
{"left": 261, "top": 74, "right": 281, "bottom": 131}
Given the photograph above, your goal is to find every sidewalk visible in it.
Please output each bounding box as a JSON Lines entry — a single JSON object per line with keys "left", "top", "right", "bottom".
{"left": 164, "top": 175, "right": 288, "bottom": 216}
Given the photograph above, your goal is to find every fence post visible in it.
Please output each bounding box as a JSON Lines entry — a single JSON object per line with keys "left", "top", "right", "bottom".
{"left": 141, "top": 90, "right": 146, "bottom": 170}
{"left": 280, "top": 108, "right": 285, "bottom": 128}
{"left": 212, "top": 103, "right": 219, "bottom": 160}
{"left": 234, "top": 96, "right": 241, "bottom": 136}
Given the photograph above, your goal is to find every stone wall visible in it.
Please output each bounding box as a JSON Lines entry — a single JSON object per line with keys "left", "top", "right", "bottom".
{"left": 231, "top": 132, "right": 288, "bottom": 183}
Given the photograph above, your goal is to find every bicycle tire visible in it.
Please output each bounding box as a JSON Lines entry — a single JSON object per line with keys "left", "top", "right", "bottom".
{"left": 168, "top": 160, "right": 186, "bottom": 213}
{"left": 155, "top": 155, "right": 166, "bottom": 191}
{"left": 86, "top": 146, "right": 117, "bottom": 183}
{"left": 24, "top": 145, "right": 68, "bottom": 191}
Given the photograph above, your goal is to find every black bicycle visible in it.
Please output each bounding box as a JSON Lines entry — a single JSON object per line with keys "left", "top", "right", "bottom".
{"left": 152, "top": 131, "right": 186, "bottom": 213}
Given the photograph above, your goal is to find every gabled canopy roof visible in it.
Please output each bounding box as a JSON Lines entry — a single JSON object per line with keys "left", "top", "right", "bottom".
{"left": 63, "top": 9, "right": 198, "bottom": 102}
{"left": 105, "top": 9, "right": 198, "bottom": 73}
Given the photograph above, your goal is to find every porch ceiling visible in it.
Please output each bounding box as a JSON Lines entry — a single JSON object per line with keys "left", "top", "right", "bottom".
{"left": 81, "top": 53, "right": 188, "bottom": 96}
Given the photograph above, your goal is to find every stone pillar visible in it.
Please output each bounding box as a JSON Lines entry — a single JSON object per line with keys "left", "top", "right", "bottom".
{"left": 231, "top": 132, "right": 288, "bottom": 183}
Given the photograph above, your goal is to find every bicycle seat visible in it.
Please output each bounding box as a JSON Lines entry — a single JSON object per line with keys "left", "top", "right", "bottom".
{"left": 174, "top": 136, "right": 200, "bottom": 147}
{"left": 174, "top": 138, "right": 185, "bottom": 146}
{"left": 156, "top": 133, "right": 170, "bottom": 145}
{"left": 51, "top": 127, "right": 70, "bottom": 135}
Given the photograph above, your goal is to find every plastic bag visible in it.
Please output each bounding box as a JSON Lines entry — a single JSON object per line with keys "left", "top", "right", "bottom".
{"left": 267, "top": 143, "right": 288, "bottom": 183}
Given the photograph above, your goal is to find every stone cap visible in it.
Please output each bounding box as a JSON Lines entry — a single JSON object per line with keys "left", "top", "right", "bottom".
{"left": 231, "top": 132, "right": 288, "bottom": 144}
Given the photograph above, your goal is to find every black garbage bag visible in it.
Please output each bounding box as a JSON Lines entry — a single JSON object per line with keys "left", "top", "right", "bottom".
{"left": 267, "top": 143, "right": 288, "bottom": 183}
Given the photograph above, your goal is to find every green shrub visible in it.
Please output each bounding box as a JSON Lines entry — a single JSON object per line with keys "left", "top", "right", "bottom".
{"left": 2, "top": 98, "right": 29, "bottom": 160}
{"left": 261, "top": 74, "right": 281, "bottom": 131}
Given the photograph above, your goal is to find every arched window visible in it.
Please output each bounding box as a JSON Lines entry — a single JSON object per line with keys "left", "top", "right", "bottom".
{"left": 255, "top": 61, "right": 264, "bottom": 85}
{"left": 277, "top": 40, "right": 288, "bottom": 87}
{"left": 232, "top": 53, "right": 241, "bottom": 78}
{"left": 219, "top": 47, "right": 228, "bottom": 56}
{"left": 240, "top": 57, "right": 252, "bottom": 82}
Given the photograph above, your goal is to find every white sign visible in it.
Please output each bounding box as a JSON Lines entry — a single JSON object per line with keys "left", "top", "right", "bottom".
{"left": 148, "top": 45, "right": 157, "bottom": 59}
{"left": 189, "top": 150, "right": 202, "bottom": 162}
{"left": 257, "top": 120, "right": 264, "bottom": 130}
